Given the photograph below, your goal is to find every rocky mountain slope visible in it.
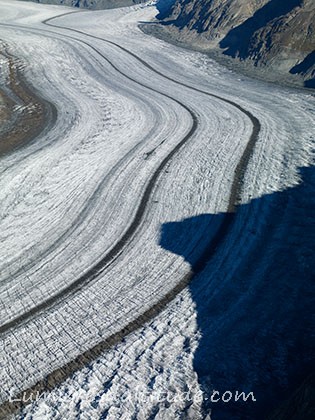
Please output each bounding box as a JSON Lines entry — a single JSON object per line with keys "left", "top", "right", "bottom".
{"left": 157, "top": 0, "right": 315, "bottom": 88}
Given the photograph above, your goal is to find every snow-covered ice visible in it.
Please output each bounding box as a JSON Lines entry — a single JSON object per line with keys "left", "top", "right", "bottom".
{"left": 0, "top": 0, "right": 314, "bottom": 418}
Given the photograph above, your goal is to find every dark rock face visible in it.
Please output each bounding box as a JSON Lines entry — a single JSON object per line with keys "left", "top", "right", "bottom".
{"left": 159, "top": 0, "right": 315, "bottom": 87}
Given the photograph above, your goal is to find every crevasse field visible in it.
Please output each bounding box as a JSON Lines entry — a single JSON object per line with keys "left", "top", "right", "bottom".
{"left": 0, "top": 0, "right": 314, "bottom": 419}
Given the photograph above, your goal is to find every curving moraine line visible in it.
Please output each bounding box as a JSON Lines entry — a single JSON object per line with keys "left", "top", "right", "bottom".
{"left": 0, "top": 23, "right": 198, "bottom": 335}
{"left": 0, "top": 10, "right": 261, "bottom": 415}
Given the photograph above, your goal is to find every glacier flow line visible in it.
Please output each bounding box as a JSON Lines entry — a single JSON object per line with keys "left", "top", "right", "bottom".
{"left": 43, "top": 11, "right": 260, "bottom": 216}
{"left": 0, "top": 10, "right": 261, "bottom": 416}
{"left": 0, "top": 13, "right": 260, "bottom": 334}
{"left": 0, "top": 22, "right": 197, "bottom": 335}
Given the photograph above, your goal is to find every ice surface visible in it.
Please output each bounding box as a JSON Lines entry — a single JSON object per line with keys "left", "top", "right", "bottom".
{"left": 0, "top": 0, "right": 314, "bottom": 418}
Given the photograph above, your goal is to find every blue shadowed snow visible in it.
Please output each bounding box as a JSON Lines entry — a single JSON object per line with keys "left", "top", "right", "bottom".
{"left": 159, "top": 165, "right": 315, "bottom": 419}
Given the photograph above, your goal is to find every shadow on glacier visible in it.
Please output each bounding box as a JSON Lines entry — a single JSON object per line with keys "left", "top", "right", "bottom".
{"left": 159, "top": 166, "right": 314, "bottom": 419}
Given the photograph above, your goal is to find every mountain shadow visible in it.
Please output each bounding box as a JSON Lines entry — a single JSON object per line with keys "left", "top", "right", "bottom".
{"left": 219, "top": 0, "right": 303, "bottom": 60}
{"left": 304, "top": 78, "right": 315, "bottom": 88}
{"left": 156, "top": 0, "right": 199, "bottom": 29}
{"left": 290, "top": 51, "right": 315, "bottom": 88}
{"left": 155, "top": 0, "right": 177, "bottom": 20}
{"left": 159, "top": 165, "right": 315, "bottom": 419}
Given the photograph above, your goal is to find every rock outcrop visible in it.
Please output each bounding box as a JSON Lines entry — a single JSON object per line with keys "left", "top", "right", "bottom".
{"left": 158, "top": 0, "right": 315, "bottom": 88}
